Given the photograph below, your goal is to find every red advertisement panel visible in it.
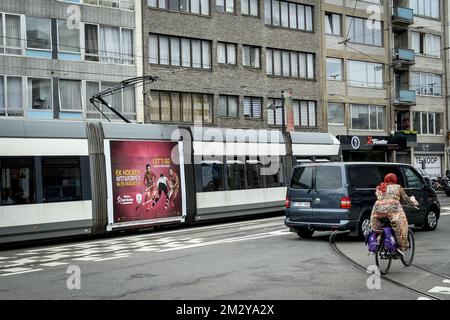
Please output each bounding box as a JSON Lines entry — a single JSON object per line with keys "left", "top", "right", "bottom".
{"left": 109, "top": 140, "right": 183, "bottom": 224}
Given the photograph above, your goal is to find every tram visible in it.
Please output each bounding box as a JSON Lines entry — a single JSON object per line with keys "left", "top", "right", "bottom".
{"left": 0, "top": 118, "right": 340, "bottom": 243}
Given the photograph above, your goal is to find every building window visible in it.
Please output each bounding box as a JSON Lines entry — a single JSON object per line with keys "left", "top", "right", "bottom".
{"left": 84, "top": 24, "right": 134, "bottom": 64}
{"left": 150, "top": 90, "right": 212, "bottom": 123}
{"left": 266, "top": 48, "right": 314, "bottom": 79}
{"left": 217, "top": 42, "right": 236, "bottom": 65}
{"left": 59, "top": 80, "right": 82, "bottom": 112}
{"left": 1, "top": 158, "right": 36, "bottom": 205}
{"left": 70, "top": 0, "right": 134, "bottom": 10}
{"left": 413, "top": 112, "right": 443, "bottom": 135}
{"left": 28, "top": 78, "right": 52, "bottom": 110}
{"left": 150, "top": 34, "right": 211, "bottom": 69}
{"left": 410, "top": 0, "right": 440, "bottom": 19}
{"left": 26, "top": 17, "right": 52, "bottom": 51}
{"left": 243, "top": 45, "right": 260, "bottom": 68}
{"left": 57, "top": 19, "right": 80, "bottom": 53}
{"left": 264, "top": 0, "right": 313, "bottom": 31}
{"left": 241, "top": 0, "right": 258, "bottom": 16}
{"left": 42, "top": 157, "right": 82, "bottom": 203}
{"left": 267, "top": 98, "right": 316, "bottom": 127}
{"left": 216, "top": 0, "right": 235, "bottom": 13}
{"left": 0, "top": 76, "right": 23, "bottom": 117}
{"left": 243, "top": 96, "right": 262, "bottom": 119}
{"left": 351, "top": 104, "right": 385, "bottom": 130}
{"left": 328, "top": 103, "right": 344, "bottom": 125}
{"left": 410, "top": 32, "right": 441, "bottom": 58}
{"left": 148, "top": 0, "right": 210, "bottom": 15}
{"left": 348, "top": 60, "right": 383, "bottom": 89}
{"left": 326, "top": 57, "right": 342, "bottom": 80}
{"left": 325, "top": 12, "right": 341, "bottom": 36}
{"left": 85, "top": 81, "right": 136, "bottom": 120}
{"left": 346, "top": 16, "right": 382, "bottom": 46}
{"left": 0, "top": 13, "right": 23, "bottom": 55}
{"left": 410, "top": 72, "right": 442, "bottom": 96}
{"left": 218, "top": 95, "right": 238, "bottom": 117}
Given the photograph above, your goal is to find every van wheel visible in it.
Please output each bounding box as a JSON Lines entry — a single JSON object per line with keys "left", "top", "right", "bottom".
{"left": 297, "top": 228, "right": 314, "bottom": 239}
{"left": 423, "top": 210, "right": 438, "bottom": 231}
{"left": 358, "top": 213, "right": 371, "bottom": 240}
{"left": 446, "top": 192, "right": 450, "bottom": 197}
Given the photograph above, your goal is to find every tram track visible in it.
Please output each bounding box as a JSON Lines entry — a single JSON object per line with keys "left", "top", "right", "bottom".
{"left": 329, "top": 231, "right": 446, "bottom": 301}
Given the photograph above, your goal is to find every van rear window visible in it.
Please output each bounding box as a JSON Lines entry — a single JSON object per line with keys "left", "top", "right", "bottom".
{"left": 290, "top": 167, "right": 313, "bottom": 189}
{"left": 315, "top": 166, "right": 342, "bottom": 189}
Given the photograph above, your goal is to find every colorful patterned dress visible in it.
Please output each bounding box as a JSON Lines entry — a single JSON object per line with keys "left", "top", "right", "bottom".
{"left": 370, "top": 184, "right": 418, "bottom": 250}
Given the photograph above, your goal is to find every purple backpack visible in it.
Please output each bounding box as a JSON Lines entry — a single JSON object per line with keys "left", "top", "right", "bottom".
{"left": 366, "top": 231, "right": 379, "bottom": 253}
{"left": 383, "top": 227, "right": 398, "bottom": 251}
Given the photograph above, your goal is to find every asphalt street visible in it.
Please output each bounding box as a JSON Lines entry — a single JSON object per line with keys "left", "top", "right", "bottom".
{"left": 0, "top": 195, "right": 449, "bottom": 300}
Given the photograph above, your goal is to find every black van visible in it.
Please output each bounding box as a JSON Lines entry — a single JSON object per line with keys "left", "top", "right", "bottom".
{"left": 285, "top": 162, "right": 440, "bottom": 239}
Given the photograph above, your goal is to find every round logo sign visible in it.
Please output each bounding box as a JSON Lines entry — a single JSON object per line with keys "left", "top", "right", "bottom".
{"left": 351, "top": 136, "right": 361, "bottom": 150}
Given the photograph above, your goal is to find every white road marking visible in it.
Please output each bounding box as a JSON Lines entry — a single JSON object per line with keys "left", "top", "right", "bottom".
{"left": 440, "top": 212, "right": 450, "bottom": 216}
{"left": 39, "top": 262, "right": 69, "bottom": 267}
{"left": 428, "top": 286, "right": 450, "bottom": 295}
{"left": 159, "top": 229, "right": 290, "bottom": 252}
{"left": 443, "top": 279, "right": 450, "bottom": 284}
{"left": 417, "top": 297, "right": 432, "bottom": 300}
{"left": 0, "top": 268, "right": 43, "bottom": 277}
{"left": 93, "top": 255, "right": 130, "bottom": 262}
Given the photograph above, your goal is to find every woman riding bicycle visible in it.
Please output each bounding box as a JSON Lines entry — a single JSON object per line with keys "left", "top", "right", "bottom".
{"left": 370, "top": 173, "right": 418, "bottom": 256}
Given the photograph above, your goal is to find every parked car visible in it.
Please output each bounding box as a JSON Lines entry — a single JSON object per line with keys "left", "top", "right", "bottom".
{"left": 285, "top": 162, "right": 440, "bottom": 239}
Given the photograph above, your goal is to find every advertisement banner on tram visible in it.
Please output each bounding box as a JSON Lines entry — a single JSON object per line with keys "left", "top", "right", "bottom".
{"left": 106, "top": 140, "right": 186, "bottom": 228}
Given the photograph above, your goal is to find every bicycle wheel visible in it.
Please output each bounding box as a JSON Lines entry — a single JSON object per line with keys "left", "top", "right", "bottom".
{"left": 375, "top": 245, "right": 392, "bottom": 275}
{"left": 401, "top": 229, "right": 415, "bottom": 266}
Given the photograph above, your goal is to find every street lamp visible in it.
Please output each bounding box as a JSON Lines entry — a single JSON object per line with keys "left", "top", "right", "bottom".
{"left": 267, "top": 90, "right": 286, "bottom": 132}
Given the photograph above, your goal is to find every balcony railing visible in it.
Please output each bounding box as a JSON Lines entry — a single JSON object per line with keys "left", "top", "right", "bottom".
{"left": 394, "top": 48, "right": 415, "bottom": 63}
{"left": 395, "top": 89, "right": 416, "bottom": 105}
{"left": 393, "top": 6, "right": 414, "bottom": 25}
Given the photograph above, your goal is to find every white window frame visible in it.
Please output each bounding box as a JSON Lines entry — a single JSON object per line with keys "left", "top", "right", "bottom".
{"left": 350, "top": 104, "right": 385, "bottom": 131}
{"left": 0, "top": 12, "right": 25, "bottom": 56}
{"left": 326, "top": 57, "right": 343, "bottom": 81}
{"left": 25, "top": 16, "right": 53, "bottom": 52}
{"left": 414, "top": 112, "right": 443, "bottom": 136}
{"left": 327, "top": 102, "right": 345, "bottom": 125}
{"left": 0, "top": 75, "right": 25, "bottom": 117}
{"left": 325, "top": 12, "right": 341, "bottom": 36}
{"left": 83, "top": 23, "right": 134, "bottom": 65}
{"left": 56, "top": 19, "right": 83, "bottom": 54}
{"left": 347, "top": 60, "right": 384, "bottom": 89}
{"left": 58, "top": 79, "right": 84, "bottom": 112}
{"left": 411, "top": 72, "right": 442, "bottom": 97}
{"left": 27, "top": 77, "right": 54, "bottom": 111}
{"left": 59, "top": 0, "right": 134, "bottom": 11}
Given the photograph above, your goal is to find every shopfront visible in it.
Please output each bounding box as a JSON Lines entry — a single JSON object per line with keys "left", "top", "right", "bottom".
{"left": 337, "top": 135, "right": 407, "bottom": 162}
{"left": 413, "top": 143, "right": 445, "bottom": 177}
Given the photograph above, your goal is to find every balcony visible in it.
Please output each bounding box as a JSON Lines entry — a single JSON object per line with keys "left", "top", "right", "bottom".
{"left": 392, "top": 7, "right": 414, "bottom": 27}
{"left": 393, "top": 48, "right": 415, "bottom": 70}
{"left": 394, "top": 89, "right": 416, "bottom": 106}
{"left": 395, "top": 131, "right": 417, "bottom": 148}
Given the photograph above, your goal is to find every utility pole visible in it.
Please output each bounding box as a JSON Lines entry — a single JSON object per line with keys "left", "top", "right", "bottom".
{"left": 281, "top": 90, "right": 286, "bottom": 132}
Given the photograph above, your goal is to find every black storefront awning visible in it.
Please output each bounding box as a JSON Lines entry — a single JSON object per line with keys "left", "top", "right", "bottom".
{"left": 338, "top": 135, "right": 407, "bottom": 152}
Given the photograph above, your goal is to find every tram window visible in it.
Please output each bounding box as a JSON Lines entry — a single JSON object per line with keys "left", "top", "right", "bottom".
{"left": 42, "top": 157, "right": 82, "bottom": 203}
{"left": 246, "top": 157, "right": 262, "bottom": 189}
{"left": 201, "top": 160, "right": 224, "bottom": 192}
{"left": 1, "top": 158, "right": 36, "bottom": 205}
{"left": 226, "top": 158, "right": 246, "bottom": 190}
{"left": 262, "top": 156, "right": 282, "bottom": 188}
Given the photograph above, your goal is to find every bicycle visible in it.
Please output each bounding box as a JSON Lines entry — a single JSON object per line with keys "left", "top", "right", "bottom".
{"left": 372, "top": 218, "right": 415, "bottom": 275}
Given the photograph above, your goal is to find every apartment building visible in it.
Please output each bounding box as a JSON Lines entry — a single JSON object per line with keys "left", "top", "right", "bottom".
{"left": 392, "top": 0, "right": 447, "bottom": 176}
{"left": 142, "top": 0, "right": 323, "bottom": 131}
{"left": 322, "top": 0, "right": 448, "bottom": 175}
{"left": 0, "top": 0, "right": 143, "bottom": 122}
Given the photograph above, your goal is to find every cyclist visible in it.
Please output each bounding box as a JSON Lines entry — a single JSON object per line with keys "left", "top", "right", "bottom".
{"left": 370, "top": 173, "right": 418, "bottom": 256}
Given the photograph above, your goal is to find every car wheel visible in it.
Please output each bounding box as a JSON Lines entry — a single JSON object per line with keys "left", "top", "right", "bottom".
{"left": 446, "top": 191, "right": 450, "bottom": 197}
{"left": 423, "top": 210, "right": 438, "bottom": 231}
{"left": 358, "top": 213, "right": 372, "bottom": 240}
{"left": 296, "top": 228, "right": 314, "bottom": 239}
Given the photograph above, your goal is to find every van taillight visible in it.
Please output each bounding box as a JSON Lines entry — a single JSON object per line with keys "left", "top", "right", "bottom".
{"left": 340, "top": 197, "right": 352, "bottom": 209}
{"left": 285, "top": 198, "right": 291, "bottom": 209}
